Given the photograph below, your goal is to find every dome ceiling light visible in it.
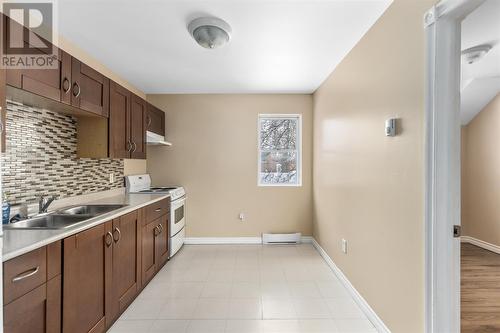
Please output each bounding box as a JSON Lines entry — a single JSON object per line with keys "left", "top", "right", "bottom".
{"left": 188, "top": 17, "right": 232, "bottom": 49}
{"left": 461, "top": 44, "right": 492, "bottom": 64}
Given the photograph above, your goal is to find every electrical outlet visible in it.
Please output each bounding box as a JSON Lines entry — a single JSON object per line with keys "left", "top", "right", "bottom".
{"left": 239, "top": 213, "right": 245, "bottom": 221}
{"left": 342, "top": 239, "right": 348, "bottom": 254}
{"left": 109, "top": 173, "right": 115, "bottom": 184}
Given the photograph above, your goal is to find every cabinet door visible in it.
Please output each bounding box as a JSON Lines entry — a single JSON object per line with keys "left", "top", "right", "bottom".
{"left": 141, "top": 221, "right": 157, "bottom": 286}
{"left": 4, "top": 17, "right": 71, "bottom": 104}
{"left": 71, "top": 58, "right": 110, "bottom": 117}
{"left": 155, "top": 214, "right": 169, "bottom": 270}
{"left": 146, "top": 104, "right": 165, "bottom": 136}
{"left": 109, "top": 211, "right": 141, "bottom": 323}
{"left": 3, "top": 277, "right": 61, "bottom": 333}
{"left": 63, "top": 222, "right": 113, "bottom": 333}
{"left": 1, "top": 67, "right": 6, "bottom": 153}
{"left": 109, "top": 81, "right": 131, "bottom": 159}
{"left": 130, "top": 95, "right": 147, "bottom": 159}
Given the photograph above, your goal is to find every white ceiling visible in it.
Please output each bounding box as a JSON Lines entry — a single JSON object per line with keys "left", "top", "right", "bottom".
{"left": 461, "top": 0, "right": 500, "bottom": 125}
{"left": 58, "top": 0, "right": 392, "bottom": 94}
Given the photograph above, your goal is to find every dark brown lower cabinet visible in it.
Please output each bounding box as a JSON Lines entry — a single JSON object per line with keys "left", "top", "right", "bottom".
{"left": 3, "top": 242, "right": 62, "bottom": 333}
{"left": 3, "top": 276, "right": 61, "bottom": 333}
{"left": 155, "top": 214, "right": 169, "bottom": 269}
{"left": 4, "top": 203, "right": 169, "bottom": 333}
{"left": 141, "top": 219, "right": 157, "bottom": 286}
{"left": 63, "top": 222, "right": 112, "bottom": 333}
{"left": 109, "top": 211, "right": 141, "bottom": 323}
{"left": 141, "top": 211, "right": 169, "bottom": 288}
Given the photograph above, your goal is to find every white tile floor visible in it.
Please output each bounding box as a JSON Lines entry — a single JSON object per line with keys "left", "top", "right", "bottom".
{"left": 110, "top": 244, "right": 376, "bottom": 333}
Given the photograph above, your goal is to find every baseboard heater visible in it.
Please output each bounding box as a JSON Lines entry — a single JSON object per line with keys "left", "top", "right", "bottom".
{"left": 262, "top": 233, "right": 302, "bottom": 244}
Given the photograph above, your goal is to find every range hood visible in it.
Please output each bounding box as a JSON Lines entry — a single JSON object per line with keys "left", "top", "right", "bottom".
{"left": 146, "top": 131, "right": 172, "bottom": 146}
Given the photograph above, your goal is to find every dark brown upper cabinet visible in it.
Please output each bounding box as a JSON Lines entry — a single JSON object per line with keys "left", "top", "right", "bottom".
{"left": 3, "top": 16, "right": 72, "bottom": 106}
{"left": 109, "top": 82, "right": 131, "bottom": 159}
{"left": 130, "top": 95, "right": 147, "bottom": 159}
{"left": 109, "top": 81, "right": 147, "bottom": 160}
{"left": 5, "top": 49, "right": 71, "bottom": 105}
{"left": 147, "top": 103, "right": 165, "bottom": 136}
{"left": 71, "top": 58, "right": 109, "bottom": 117}
{"left": 3, "top": 16, "right": 109, "bottom": 118}
{"left": 1, "top": 67, "right": 6, "bottom": 153}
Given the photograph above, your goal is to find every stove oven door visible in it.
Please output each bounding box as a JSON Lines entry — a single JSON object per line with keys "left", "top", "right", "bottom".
{"left": 170, "top": 196, "right": 186, "bottom": 237}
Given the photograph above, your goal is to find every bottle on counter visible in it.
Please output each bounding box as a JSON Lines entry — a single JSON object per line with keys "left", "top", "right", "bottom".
{"left": 2, "top": 192, "right": 11, "bottom": 224}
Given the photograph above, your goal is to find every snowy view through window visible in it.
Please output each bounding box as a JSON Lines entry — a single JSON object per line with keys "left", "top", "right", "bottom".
{"left": 258, "top": 115, "right": 301, "bottom": 186}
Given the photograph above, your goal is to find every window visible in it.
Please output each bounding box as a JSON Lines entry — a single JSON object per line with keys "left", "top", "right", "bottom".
{"left": 258, "top": 114, "right": 301, "bottom": 186}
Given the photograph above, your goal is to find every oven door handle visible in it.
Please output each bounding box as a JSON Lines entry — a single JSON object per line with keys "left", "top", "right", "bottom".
{"left": 171, "top": 198, "right": 186, "bottom": 210}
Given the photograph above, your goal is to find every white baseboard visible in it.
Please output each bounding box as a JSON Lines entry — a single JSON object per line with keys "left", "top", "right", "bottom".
{"left": 184, "top": 236, "right": 314, "bottom": 245}
{"left": 461, "top": 236, "right": 500, "bottom": 255}
{"left": 311, "top": 239, "right": 391, "bottom": 333}
{"left": 301, "top": 236, "right": 314, "bottom": 243}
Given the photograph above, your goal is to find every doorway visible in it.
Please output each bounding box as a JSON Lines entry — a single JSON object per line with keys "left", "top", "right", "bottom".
{"left": 460, "top": 0, "right": 500, "bottom": 331}
{"left": 424, "top": 0, "right": 499, "bottom": 331}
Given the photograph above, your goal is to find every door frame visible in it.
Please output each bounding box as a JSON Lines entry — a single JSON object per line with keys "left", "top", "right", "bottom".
{"left": 424, "top": 0, "right": 485, "bottom": 332}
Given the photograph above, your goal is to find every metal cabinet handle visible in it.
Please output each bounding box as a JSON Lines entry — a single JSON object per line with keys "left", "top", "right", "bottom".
{"left": 158, "top": 223, "right": 163, "bottom": 234}
{"left": 105, "top": 231, "right": 113, "bottom": 247}
{"left": 154, "top": 208, "right": 161, "bottom": 212}
{"left": 127, "top": 140, "right": 132, "bottom": 153}
{"left": 147, "top": 115, "right": 152, "bottom": 127}
{"left": 12, "top": 266, "right": 39, "bottom": 282}
{"left": 154, "top": 225, "right": 160, "bottom": 236}
{"left": 72, "top": 82, "right": 81, "bottom": 98}
{"left": 132, "top": 141, "right": 137, "bottom": 153}
{"left": 113, "top": 227, "right": 121, "bottom": 243}
{"left": 62, "top": 78, "right": 70, "bottom": 94}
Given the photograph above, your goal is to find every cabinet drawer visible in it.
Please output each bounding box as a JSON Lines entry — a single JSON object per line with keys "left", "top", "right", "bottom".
{"left": 4, "top": 283, "right": 47, "bottom": 333}
{"left": 3, "top": 247, "right": 47, "bottom": 305}
{"left": 144, "top": 198, "right": 170, "bottom": 225}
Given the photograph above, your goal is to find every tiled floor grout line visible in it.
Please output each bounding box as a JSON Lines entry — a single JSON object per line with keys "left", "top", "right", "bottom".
{"left": 112, "top": 244, "right": 377, "bottom": 333}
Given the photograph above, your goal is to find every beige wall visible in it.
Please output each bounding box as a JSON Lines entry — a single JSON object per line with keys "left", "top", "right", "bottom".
{"left": 462, "top": 94, "right": 500, "bottom": 245}
{"left": 123, "top": 159, "right": 147, "bottom": 176}
{"left": 146, "top": 94, "right": 313, "bottom": 237}
{"left": 312, "top": 1, "right": 433, "bottom": 332}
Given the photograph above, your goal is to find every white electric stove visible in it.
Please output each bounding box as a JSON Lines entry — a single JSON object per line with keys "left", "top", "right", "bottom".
{"left": 125, "top": 174, "right": 185, "bottom": 257}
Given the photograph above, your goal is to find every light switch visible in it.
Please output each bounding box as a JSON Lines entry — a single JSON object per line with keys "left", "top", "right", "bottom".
{"left": 385, "top": 118, "right": 397, "bottom": 136}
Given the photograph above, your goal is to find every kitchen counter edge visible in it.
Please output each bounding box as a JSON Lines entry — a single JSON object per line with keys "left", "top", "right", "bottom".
{"left": 2, "top": 193, "right": 171, "bottom": 262}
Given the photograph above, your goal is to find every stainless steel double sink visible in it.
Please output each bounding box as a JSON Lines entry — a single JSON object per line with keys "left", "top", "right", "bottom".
{"left": 4, "top": 204, "right": 127, "bottom": 230}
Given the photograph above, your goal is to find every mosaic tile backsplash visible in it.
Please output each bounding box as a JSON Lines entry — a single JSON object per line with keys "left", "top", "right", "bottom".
{"left": 2, "top": 100, "right": 124, "bottom": 206}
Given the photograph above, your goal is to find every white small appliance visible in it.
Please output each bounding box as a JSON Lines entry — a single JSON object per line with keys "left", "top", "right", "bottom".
{"left": 125, "top": 174, "right": 185, "bottom": 257}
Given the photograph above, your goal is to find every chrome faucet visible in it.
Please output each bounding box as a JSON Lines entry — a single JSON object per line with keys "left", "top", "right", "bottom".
{"left": 38, "top": 195, "right": 58, "bottom": 213}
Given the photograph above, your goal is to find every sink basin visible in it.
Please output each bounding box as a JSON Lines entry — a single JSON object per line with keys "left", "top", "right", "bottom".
{"left": 4, "top": 204, "right": 128, "bottom": 230}
{"left": 3, "top": 214, "right": 90, "bottom": 230}
{"left": 56, "top": 204, "right": 127, "bottom": 216}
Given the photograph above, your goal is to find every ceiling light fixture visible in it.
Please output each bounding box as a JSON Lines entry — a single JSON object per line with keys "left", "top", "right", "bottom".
{"left": 188, "top": 17, "right": 231, "bottom": 49}
{"left": 461, "top": 44, "right": 492, "bottom": 64}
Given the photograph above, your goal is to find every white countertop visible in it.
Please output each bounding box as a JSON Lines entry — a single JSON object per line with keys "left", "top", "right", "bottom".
{"left": 2, "top": 192, "right": 170, "bottom": 262}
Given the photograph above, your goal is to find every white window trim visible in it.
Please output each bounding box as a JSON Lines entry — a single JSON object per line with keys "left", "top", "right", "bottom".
{"left": 257, "top": 113, "right": 302, "bottom": 187}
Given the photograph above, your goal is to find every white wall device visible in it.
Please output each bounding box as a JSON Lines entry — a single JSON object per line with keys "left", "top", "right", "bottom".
{"left": 385, "top": 118, "right": 397, "bottom": 136}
